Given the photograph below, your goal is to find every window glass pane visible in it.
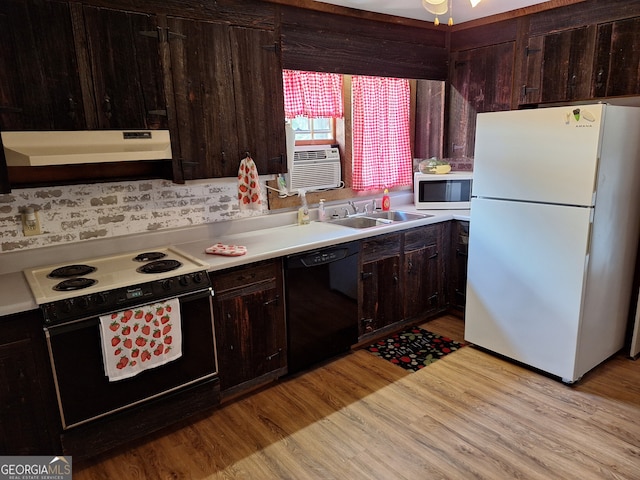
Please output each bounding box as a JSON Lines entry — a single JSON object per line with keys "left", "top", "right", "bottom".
{"left": 292, "top": 115, "right": 334, "bottom": 142}
{"left": 291, "top": 116, "right": 309, "bottom": 132}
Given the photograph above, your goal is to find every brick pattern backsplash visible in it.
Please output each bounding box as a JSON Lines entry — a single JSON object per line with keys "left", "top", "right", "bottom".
{"left": 0, "top": 178, "right": 267, "bottom": 253}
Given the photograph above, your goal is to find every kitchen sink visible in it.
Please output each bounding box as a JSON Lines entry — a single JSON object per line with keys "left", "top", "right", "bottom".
{"left": 364, "top": 210, "right": 432, "bottom": 222}
{"left": 326, "top": 210, "right": 433, "bottom": 229}
{"left": 328, "top": 216, "right": 387, "bottom": 229}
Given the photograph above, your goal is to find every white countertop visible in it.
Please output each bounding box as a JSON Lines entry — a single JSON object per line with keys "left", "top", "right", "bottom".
{"left": 0, "top": 203, "right": 469, "bottom": 317}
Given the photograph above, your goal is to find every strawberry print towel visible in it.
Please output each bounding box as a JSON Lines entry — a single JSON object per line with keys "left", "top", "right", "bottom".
{"left": 237, "top": 155, "right": 262, "bottom": 211}
{"left": 205, "top": 243, "right": 247, "bottom": 256}
{"left": 99, "top": 298, "right": 182, "bottom": 382}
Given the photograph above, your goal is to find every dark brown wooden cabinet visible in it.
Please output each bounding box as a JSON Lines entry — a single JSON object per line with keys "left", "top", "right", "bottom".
{"left": 448, "top": 220, "right": 469, "bottom": 315}
{"left": 211, "top": 260, "right": 287, "bottom": 398}
{"left": 359, "top": 233, "right": 402, "bottom": 338}
{"left": 0, "top": 310, "right": 59, "bottom": 455}
{"left": 448, "top": 42, "right": 514, "bottom": 159}
{"left": 593, "top": 17, "right": 640, "bottom": 98}
{"left": 1, "top": 1, "right": 284, "bottom": 188}
{"left": 521, "top": 27, "right": 597, "bottom": 105}
{"left": 165, "top": 17, "right": 238, "bottom": 182}
{"left": 230, "top": 27, "right": 286, "bottom": 176}
{"left": 0, "top": 0, "right": 84, "bottom": 131}
{"left": 79, "top": 5, "right": 168, "bottom": 130}
{"left": 1, "top": 1, "right": 171, "bottom": 189}
{"left": 358, "top": 224, "right": 447, "bottom": 340}
{"left": 0, "top": 2, "right": 166, "bottom": 132}
{"left": 404, "top": 223, "right": 447, "bottom": 319}
{"left": 166, "top": 18, "right": 285, "bottom": 182}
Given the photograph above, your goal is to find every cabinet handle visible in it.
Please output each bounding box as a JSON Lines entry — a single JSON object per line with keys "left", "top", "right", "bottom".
{"left": 525, "top": 46, "right": 541, "bottom": 56}
{"left": 266, "top": 348, "right": 282, "bottom": 361}
{"left": 263, "top": 295, "right": 279, "bottom": 306}
{"left": 362, "top": 318, "right": 373, "bottom": 333}
{"left": 407, "top": 260, "right": 413, "bottom": 273}
{"left": 456, "top": 248, "right": 468, "bottom": 257}
{"left": 67, "top": 96, "right": 77, "bottom": 119}
{"left": 569, "top": 74, "right": 577, "bottom": 95}
{"left": 361, "top": 272, "right": 373, "bottom": 280}
{"left": 0, "top": 105, "right": 23, "bottom": 113}
{"left": 596, "top": 68, "right": 605, "bottom": 89}
{"left": 428, "top": 251, "right": 439, "bottom": 259}
{"left": 237, "top": 273, "right": 256, "bottom": 282}
{"left": 521, "top": 84, "right": 539, "bottom": 99}
{"left": 393, "top": 274, "right": 398, "bottom": 284}
{"left": 428, "top": 293, "right": 438, "bottom": 305}
{"left": 261, "top": 43, "right": 278, "bottom": 53}
{"left": 168, "top": 30, "right": 187, "bottom": 40}
{"left": 103, "top": 94, "right": 112, "bottom": 119}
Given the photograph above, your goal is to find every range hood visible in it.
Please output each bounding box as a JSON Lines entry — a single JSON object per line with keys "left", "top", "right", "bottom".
{"left": 1, "top": 130, "right": 172, "bottom": 166}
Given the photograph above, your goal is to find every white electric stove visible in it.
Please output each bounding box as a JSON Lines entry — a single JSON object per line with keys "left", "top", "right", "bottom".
{"left": 24, "top": 247, "right": 211, "bottom": 326}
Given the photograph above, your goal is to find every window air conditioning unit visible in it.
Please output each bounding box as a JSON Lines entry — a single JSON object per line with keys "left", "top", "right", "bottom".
{"left": 287, "top": 145, "right": 342, "bottom": 193}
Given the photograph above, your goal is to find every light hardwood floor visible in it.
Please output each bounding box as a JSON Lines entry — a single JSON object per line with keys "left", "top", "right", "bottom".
{"left": 75, "top": 315, "right": 640, "bottom": 479}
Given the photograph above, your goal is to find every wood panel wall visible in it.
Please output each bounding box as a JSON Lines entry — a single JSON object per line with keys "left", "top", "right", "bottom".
{"left": 279, "top": 6, "right": 448, "bottom": 80}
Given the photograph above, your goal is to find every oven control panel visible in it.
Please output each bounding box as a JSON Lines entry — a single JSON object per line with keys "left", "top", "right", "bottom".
{"left": 42, "top": 271, "right": 211, "bottom": 325}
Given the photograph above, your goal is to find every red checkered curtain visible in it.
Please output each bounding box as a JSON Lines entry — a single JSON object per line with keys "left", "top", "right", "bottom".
{"left": 351, "top": 76, "right": 413, "bottom": 191}
{"left": 282, "top": 69, "right": 343, "bottom": 119}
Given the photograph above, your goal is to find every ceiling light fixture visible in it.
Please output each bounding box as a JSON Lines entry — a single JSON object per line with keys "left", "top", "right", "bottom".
{"left": 423, "top": 0, "right": 482, "bottom": 26}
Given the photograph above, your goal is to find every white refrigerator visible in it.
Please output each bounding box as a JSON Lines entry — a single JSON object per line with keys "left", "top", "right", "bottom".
{"left": 465, "top": 104, "right": 640, "bottom": 383}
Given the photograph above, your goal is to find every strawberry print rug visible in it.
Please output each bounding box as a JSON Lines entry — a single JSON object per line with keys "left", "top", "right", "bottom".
{"left": 366, "top": 326, "right": 465, "bottom": 372}
{"left": 99, "top": 298, "right": 182, "bottom": 382}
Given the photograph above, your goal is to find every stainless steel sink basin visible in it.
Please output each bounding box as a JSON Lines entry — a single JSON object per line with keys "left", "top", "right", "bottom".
{"left": 326, "top": 210, "right": 433, "bottom": 229}
{"left": 365, "top": 210, "right": 432, "bottom": 222}
{"left": 327, "top": 216, "right": 386, "bottom": 229}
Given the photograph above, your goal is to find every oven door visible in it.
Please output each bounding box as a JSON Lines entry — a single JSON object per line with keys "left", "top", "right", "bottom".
{"left": 45, "top": 288, "right": 218, "bottom": 430}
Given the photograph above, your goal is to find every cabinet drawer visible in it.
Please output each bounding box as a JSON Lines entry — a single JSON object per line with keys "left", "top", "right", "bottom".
{"left": 0, "top": 311, "right": 43, "bottom": 345}
{"left": 404, "top": 225, "right": 439, "bottom": 252}
{"left": 211, "top": 261, "right": 279, "bottom": 293}
{"left": 361, "top": 233, "right": 401, "bottom": 263}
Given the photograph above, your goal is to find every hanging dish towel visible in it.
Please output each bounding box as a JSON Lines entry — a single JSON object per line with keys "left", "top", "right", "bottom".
{"left": 99, "top": 298, "right": 182, "bottom": 382}
{"left": 238, "top": 155, "right": 262, "bottom": 210}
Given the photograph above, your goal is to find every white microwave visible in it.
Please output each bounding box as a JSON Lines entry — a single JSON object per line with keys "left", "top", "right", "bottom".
{"left": 414, "top": 171, "right": 473, "bottom": 209}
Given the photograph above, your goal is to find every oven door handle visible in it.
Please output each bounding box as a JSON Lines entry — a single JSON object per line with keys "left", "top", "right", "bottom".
{"left": 44, "top": 287, "right": 213, "bottom": 336}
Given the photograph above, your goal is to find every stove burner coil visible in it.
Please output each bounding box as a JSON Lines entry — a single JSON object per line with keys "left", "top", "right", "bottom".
{"left": 136, "top": 259, "right": 182, "bottom": 274}
{"left": 48, "top": 264, "right": 97, "bottom": 278}
{"left": 133, "top": 252, "right": 167, "bottom": 262}
{"left": 53, "top": 278, "right": 98, "bottom": 291}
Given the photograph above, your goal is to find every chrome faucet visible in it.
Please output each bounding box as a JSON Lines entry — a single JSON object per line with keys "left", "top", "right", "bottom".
{"left": 347, "top": 201, "right": 359, "bottom": 215}
{"left": 364, "top": 199, "right": 376, "bottom": 214}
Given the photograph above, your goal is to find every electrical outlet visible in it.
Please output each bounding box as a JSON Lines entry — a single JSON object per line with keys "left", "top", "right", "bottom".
{"left": 22, "top": 208, "right": 42, "bottom": 236}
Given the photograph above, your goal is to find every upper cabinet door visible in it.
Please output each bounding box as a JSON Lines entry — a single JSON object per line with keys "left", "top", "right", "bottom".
{"left": 0, "top": 0, "right": 85, "bottom": 131}
{"left": 80, "top": 6, "right": 167, "bottom": 129}
{"left": 230, "top": 27, "right": 286, "bottom": 175}
{"left": 593, "top": 17, "right": 640, "bottom": 98}
{"left": 448, "top": 42, "right": 514, "bottom": 159}
{"left": 167, "top": 19, "right": 285, "bottom": 180}
{"left": 521, "top": 26, "right": 596, "bottom": 105}
{"left": 166, "top": 17, "right": 239, "bottom": 181}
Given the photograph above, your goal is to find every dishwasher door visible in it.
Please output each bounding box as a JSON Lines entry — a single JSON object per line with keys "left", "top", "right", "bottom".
{"left": 285, "top": 241, "right": 360, "bottom": 374}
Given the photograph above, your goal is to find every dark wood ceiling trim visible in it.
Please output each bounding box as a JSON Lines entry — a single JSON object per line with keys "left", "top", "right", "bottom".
{"left": 450, "top": 0, "right": 588, "bottom": 31}
{"left": 261, "top": 0, "right": 442, "bottom": 30}
{"left": 263, "top": 0, "right": 589, "bottom": 32}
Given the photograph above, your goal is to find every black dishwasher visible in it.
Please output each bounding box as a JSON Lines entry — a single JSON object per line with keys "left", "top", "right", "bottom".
{"left": 285, "top": 241, "right": 360, "bottom": 374}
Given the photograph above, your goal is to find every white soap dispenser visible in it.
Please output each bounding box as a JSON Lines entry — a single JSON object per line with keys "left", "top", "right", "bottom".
{"left": 318, "top": 199, "right": 327, "bottom": 222}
